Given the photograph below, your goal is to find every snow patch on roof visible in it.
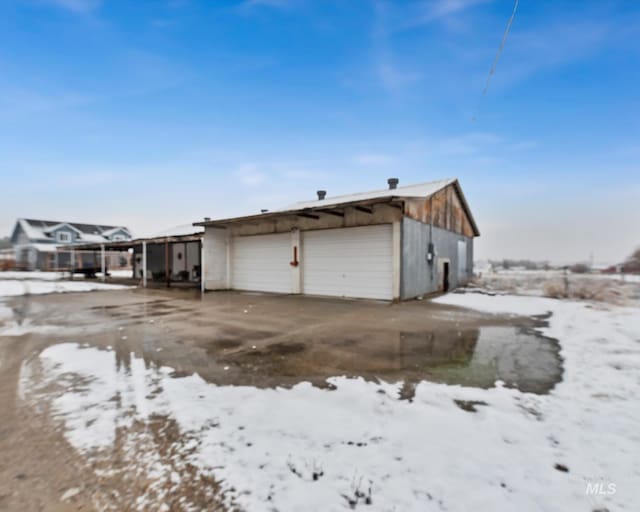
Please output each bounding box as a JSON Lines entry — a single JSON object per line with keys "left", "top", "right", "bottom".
{"left": 150, "top": 224, "right": 204, "bottom": 238}
{"left": 278, "top": 178, "right": 455, "bottom": 211}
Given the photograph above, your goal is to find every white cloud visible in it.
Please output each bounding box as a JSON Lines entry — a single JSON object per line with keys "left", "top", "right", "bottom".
{"left": 370, "top": 0, "right": 488, "bottom": 94}
{"left": 42, "top": 0, "right": 102, "bottom": 13}
{"left": 433, "top": 132, "right": 501, "bottom": 156}
{"left": 353, "top": 153, "right": 394, "bottom": 166}
{"left": 239, "top": 0, "right": 293, "bottom": 10}
{"left": 374, "top": 0, "right": 490, "bottom": 35}
{"left": 416, "top": 0, "right": 491, "bottom": 25}
{"left": 235, "top": 164, "right": 267, "bottom": 187}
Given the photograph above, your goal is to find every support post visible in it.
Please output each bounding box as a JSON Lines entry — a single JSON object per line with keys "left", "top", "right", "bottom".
{"left": 165, "top": 239, "right": 170, "bottom": 287}
{"left": 225, "top": 229, "right": 232, "bottom": 289}
{"left": 200, "top": 239, "right": 205, "bottom": 293}
{"left": 392, "top": 220, "right": 401, "bottom": 301}
{"left": 100, "top": 244, "right": 106, "bottom": 282}
{"left": 70, "top": 248, "right": 75, "bottom": 280}
{"left": 142, "top": 241, "right": 147, "bottom": 288}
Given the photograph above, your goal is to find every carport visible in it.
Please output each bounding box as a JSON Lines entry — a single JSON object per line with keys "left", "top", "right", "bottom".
{"left": 67, "top": 228, "right": 203, "bottom": 288}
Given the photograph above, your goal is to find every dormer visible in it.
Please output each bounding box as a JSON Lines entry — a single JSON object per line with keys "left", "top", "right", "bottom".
{"left": 101, "top": 227, "right": 131, "bottom": 242}
{"left": 43, "top": 223, "right": 81, "bottom": 244}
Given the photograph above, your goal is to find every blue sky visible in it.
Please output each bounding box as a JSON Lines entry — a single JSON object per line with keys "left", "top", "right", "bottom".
{"left": 0, "top": 0, "right": 638, "bottom": 263}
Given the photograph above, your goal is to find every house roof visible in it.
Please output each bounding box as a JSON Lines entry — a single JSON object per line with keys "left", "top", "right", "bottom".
{"left": 150, "top": 224, "right": 204, "bottom": 238}
{"left": 62, "top": 225, "right": 204, "bottom": 251}
{"left": 195, "top": 178, "right": 479, "bottom": 236}
{"left": 13, "top": 218, "right": 132, "bottom": 244}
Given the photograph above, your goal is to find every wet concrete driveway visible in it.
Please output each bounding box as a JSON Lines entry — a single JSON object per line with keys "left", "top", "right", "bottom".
{"left": 0, "top": 287, "right": 564, "bottom": 511}
{"left": 1, "top": 288, "right": 563, "bottom": 394}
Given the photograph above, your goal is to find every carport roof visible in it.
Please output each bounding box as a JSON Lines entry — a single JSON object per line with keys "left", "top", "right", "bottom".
{"left": 194, "top": 178, "right": 479, "bottom": 236}
{"left": 63, "top": 228, "right": 203, "bottom": 252}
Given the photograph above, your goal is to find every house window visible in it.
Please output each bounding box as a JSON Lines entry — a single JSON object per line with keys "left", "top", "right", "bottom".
{"left": 113, "top": 234, "right": 125, "bottom": 241}
{"left": 57, "top": 232, "right": 71, "bottom": 243}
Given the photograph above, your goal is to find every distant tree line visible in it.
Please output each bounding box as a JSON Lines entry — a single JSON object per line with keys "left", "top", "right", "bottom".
{"left": 0, "top": 237, "right": 11, "bottom": 250}
{"left": 489, "top": 259, "right": 552, "bottom": 271}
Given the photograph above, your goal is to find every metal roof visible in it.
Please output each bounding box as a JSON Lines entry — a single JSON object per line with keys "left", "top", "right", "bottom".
{"left": 149, "top": 224, "right": 204, "bottom": 238}
{"left": 66, "top": 225, "right": 204, "bottom": 252}
{"left": 195, "top": 177, "right": 479, "bottom": 236}
{"left": 278, "top": 178, "right": 456, "bottom": 211}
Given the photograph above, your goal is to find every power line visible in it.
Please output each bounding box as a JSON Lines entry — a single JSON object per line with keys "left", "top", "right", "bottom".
{"left": 472, "top": 0, "right": 519, "bottom": 122}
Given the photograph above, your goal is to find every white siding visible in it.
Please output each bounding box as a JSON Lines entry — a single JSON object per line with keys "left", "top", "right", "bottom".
{"left": 302, "top": 225, "right": 393, "bottom": 300}
{"left": 231, "top": 233, "right": 291, "bottom": 293}
{"left": 203, "top": 228, "right": 228, "bottom": 290}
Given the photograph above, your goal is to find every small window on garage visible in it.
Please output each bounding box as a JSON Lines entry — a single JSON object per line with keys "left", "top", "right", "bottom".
{"left": 57, "top": 231, "right": 71, "bottom": 243}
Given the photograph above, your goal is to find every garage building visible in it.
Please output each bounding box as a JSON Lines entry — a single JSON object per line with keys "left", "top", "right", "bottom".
{"left": 197, "top": 178, "right": 479, "bottom": 301}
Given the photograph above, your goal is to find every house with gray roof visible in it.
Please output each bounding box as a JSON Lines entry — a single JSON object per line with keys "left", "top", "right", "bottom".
{"left": 9, "top": 218, "right": 132, "bottom": 270}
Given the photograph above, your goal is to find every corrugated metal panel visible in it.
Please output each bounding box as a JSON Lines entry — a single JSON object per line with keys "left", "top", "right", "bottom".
{"left": 401, "top": 217, "right": 474, "bottom": 299}
{"left": 231, "top": 233, "right": 291, "bottom": 293}
{"left": 302, "top": 225, "right": 393, "bottom": 300}
{"left": 283, "top": 179, "right": 455, "bottom": 211}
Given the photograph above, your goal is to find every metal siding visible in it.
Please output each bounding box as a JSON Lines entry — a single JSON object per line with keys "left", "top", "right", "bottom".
{"left": 401, "top": 217, "right": 474, "bottom": 299}
{"left": 231, "top": 233, "right": 291, "bottom": 293}
{"left": 457, "top": 240, "right": 467, "bottom": 279}
{"left": 302, "top": 225, "right": 393, "bottom": 300}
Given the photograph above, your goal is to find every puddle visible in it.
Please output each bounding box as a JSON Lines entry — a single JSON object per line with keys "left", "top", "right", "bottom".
{"left": 227, "top": 326, "right": 563, "bottom": 394}
{"left": 3, "top": 293, "right": 562, "bottom": 395}
{"left": 421, "top": 326, "right": 563, "bottom": 394}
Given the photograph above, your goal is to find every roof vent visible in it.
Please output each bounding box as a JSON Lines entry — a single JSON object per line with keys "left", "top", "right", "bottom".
{"left": 387, "top": 178, "right": 399, "bottom": 190}
{"left": 204, "top": 217, "right": 211, "bottom": 222}
{"left": 261, "top": 209, "right": 269, "bottom": 213}
{"left": 317, "top": 190, "right": 327, "bottom": 200}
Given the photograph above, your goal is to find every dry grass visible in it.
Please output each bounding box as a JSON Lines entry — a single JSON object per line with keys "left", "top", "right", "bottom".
{"left": 472, "top": 271, "right": 638, "bottom": 306}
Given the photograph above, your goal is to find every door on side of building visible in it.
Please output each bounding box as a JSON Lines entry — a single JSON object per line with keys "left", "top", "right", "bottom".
{"left": 230, "top": 232, "right": 292, "bottom": 293}
{"left": 302, "top": 224, "right": 393, "bottom": 300}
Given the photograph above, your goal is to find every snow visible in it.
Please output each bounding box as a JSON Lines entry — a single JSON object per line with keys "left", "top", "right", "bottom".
{"left": 16, "top": 294, "right": 640, "bottom": 511}
{"left": 434, "top": 291, "right": 557, "bottom": 316}
{"left": 0, "top": 271, "right": 68, "bottom": 281}
{"left": 108, "top": 269, "right": 134, "bottom": 278}
{"left": 149, "top": 224, "right": 204, "bottom": 238}
{"left": 0, "top": 279, "right": 131, "bottom": 298}
{"left": 29, "top": 243, "right": 60, "bottom": 253}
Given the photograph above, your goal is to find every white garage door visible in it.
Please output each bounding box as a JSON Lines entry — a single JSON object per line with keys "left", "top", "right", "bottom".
{"left": 231, "top": 233, "right": 291, "bottom": 293}
{"left": 302, "top": 225, "right": 393, "bottom": 300}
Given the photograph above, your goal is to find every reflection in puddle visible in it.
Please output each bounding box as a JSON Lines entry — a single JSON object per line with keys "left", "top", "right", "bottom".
{"left": 401, "top": 327, "right": 563, "bottom": 394}
{"left": 227, "top": 326, "right": 562, "bottom": 395}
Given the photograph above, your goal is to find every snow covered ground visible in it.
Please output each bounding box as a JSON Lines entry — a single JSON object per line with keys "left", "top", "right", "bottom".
{"left": 15, "top": 291, "right": 640, "bottom": 511}
{"left": 0, "top": 269, "right": 135, "bottom": 280}
{"left": 0, "top": 279, "right": 131, "bottom": 297}
{"left": 0, "top": 271, "right": 69, "bottom": 281}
